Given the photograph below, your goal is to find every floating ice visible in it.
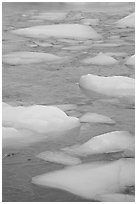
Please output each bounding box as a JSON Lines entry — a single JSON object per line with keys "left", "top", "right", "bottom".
{"left": 12, "top": 24, "right": 102, "bottom": 40}
{"left": 3, "top": 52, "right": 64, "bottom": 65}
{"left": 125, "top": 55, "right": 135, "bottom": 66}
{"left": 116, "top": 13, "right": 135, "bottom": 28}
{"left": 3, "top": 103, "right": 80, "bottom": 134}
{"left": 31, "top": 12, "right": 67, "bottom": 21}
{"left": 82, "top": 52, "right": 118, "bottom": 65}
{"left": 80, "top": 18, "right": 99, "bottom": 26}
{"left": 80, "top": 112, "right": 115, "bottom": 124}
{"left": 79, "top": 74, "right": 135, "bottom": 104}
{"left": 32, "top": 158, "right": 135, "bottom": 201}
{"left": 62, "top": 131, "right": 134, "bottom": 156}
{"left": 37, "top": 151, "right": 81, "bottom": 166}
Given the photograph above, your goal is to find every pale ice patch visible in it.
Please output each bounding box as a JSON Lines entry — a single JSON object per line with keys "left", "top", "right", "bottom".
{"left": 62, "top": 131, "right": 134, "bottom": 156}
{"left": 79, "top": 74, "right": 135, "bottom": 104}
{"left": 12, "top": 24, "right": 102, "bottom": 40}
{"left": 32, "top": 158, "right": 135, "bottom": 201}
{"left": 80, "top": 112, "right": 115, "bottom": 124}
{"left": 116, "top": 13, "right": 135, "bottom": 28}
{"left": 82, "top": 52, "right": 118, "bottom": 65}
{"left": 37, "top": 151, "right": 81, "bottom": 165}
{"left": 125, "top": 55, "right": 135, "bottom": 66}
{"left": 3, "top": 52, "right": 65, "bottom": 65}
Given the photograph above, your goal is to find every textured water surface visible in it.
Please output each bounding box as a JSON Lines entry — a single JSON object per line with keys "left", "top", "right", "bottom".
{"left": 2, "top": 2, "right": 135, "bottom": 202}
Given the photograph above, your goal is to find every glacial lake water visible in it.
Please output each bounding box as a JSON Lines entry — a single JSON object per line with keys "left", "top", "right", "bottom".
{"left": 2, "top": 2, "right": 135, "bottom": 202}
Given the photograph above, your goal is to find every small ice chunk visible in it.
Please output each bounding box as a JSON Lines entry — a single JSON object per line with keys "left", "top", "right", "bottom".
{"left": 80, "top": 112, "right": 115, "bottom": 124}
{"left": 116, "top": 13, "right": 135, "bottom": 28}
{"left": 125, "top": 55, "right": 135, "bottom": 66}
{"left": 37, "top": 151, "right": 81, "bottom": 165}
{"left": 82, "top": 52, "right": 118, "bottom": 65}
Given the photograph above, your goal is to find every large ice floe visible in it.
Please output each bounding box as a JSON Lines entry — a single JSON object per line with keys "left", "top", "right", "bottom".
{"left": 79, "top": 74, "right": 135, "bottom": 104}
{"left": 37, "top": 151, "right": 81, "bottom": 166}
{"left": 115, "top": 13, "right": 135, "bottom": 28}
{"left": 32, "top": 158, "right": 135, "bottom": 201}
{"left": 62, "top": 131, "right": 134, "bottom": 156}
{"left": 12, "top": 24, "right": 102, "bottom": 40}
{"left": 2, "top": 102, "right": 80, "bottom": 148}
{"left": 82, "top": 52, "right": 118, "bottom": 65}
{"left": 3, "top": 52, "right": 65, "bottom": 65}
{"left": 125, "top": 55, "right": 135, "bottom": 66}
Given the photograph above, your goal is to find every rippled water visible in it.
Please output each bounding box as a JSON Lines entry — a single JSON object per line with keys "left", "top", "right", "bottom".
{"left": 2, "top": 2, "right": 135, "bottom": 202}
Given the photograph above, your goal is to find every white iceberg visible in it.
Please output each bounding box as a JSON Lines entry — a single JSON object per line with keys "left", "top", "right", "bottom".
{"left": 32, "top": 158, "right": 135, "bottom": 201}
{"left": 79, "top": 74, "right": 135, "bottom": 104}
{"left": 80, "top": 112, "right": 115, "bottom": 124}
{"left": 37, "top": 151, "right": 81, "bottom": 166}
{"left": 116, "top": 13, "right": 135, "bottom": 28}
{"left": 125, "top": 55, "right": 135, "bottom": 66}
{"left": 2, "top": 103, "right": 80, "bottom": 148}
{"left": 82, "top": 52, "right": 118, "bottom": 65}
{"left": 3, "top": 52, "right": 64, "bottom": 65}
{"left": 3, "top": 103, "right": 80, "bottom": 134}
{"left": 12, "top": 24, "right": 102, "bottom": 40}
{"left": 62, "top": 131, "right": 135, "bottom": 156}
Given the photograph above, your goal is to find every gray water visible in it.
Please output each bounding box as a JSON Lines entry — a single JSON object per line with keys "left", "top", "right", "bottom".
{"left": 2, "top": 2, "right": 135, "bottom": 202}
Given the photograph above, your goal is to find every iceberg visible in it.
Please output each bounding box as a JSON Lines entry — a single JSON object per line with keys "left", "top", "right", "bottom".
{"left": 62, "top": 131, "right": 135, "bottom": 156}
{"left": 32, "top": 158, "right": 135, "bottom": 201}
{"left": 79, "top": 74, "right": 135, "bottom": 104}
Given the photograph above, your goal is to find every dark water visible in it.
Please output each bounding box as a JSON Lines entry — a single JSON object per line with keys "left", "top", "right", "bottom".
{"left": 2, "top": 2, "right": 135, "bottom": 202}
